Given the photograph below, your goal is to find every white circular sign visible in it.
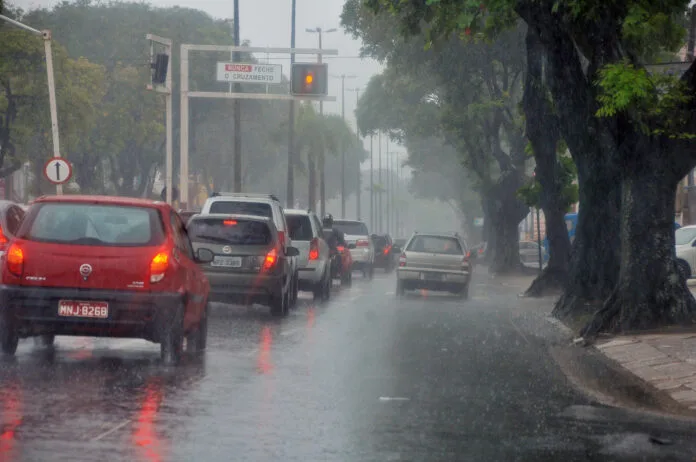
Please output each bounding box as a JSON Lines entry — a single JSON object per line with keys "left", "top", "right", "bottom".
{"left": 43, "top": 157, "right": 73, "bottom": 185}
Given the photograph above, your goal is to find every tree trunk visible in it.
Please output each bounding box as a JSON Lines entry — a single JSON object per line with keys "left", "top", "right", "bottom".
{"left": 308, "top": 154, "right": 317, "bottom": 211}
{"left": 319, "top": 152, "right": 326, "bottom": 216}
{"left": 523, "top": 27, "right": 572, "bottom": 296}
{"left": 487, "top": 172, "right": 528, "bottom": 274}
{"left": 582, "top": 165, "right": 696, "bottom": 336}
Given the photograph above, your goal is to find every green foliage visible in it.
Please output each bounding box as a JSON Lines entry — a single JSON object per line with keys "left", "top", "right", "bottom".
{"left": 595, "top": 60, "right": 695, "bottom": 138}
{"left": 517, "top": 153, "right": 578, "bottom": 210}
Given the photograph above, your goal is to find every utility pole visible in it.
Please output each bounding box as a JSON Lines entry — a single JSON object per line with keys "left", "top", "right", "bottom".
{"left": 1, "top": 15, "right": 62, "bottom": 195}
{"left": 688, "top": 4, "right": 696, "bottom": 187}
{"left": 351, "top": 87, "right": 362, "bottom": 221}
{"left": 287, "top": 0, "right": 297, "bottom": 207}
{"left": 332, "top": 74, "right": 356, "bottom": 218}
{"left": 378, "top": 132, "right": 382, "bottom": 233}
{"left": 306, "top": 27, "right": 336, "bottom": 216}
{"left": 232, "top": 0, "right": 242, "bottom": 192}
{"left": 146, "top": 34, "right": 172, "bottom": 205}
{"left": 370, "top": 134, "right": 374, "bottom": 232}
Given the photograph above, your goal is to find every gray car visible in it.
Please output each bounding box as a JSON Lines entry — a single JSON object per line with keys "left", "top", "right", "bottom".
{"left": 285, "top": 209, "right": 331, "bottom": 301}
{"left": 396, "top": 232, "right": 472, "bottom": 299}
{"left": 187, "top": 214, "right": 299, "bottom": 316}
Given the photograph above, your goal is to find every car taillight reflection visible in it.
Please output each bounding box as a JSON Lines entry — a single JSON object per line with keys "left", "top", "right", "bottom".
{"left": 309, "top": 238, "right": 319, "bottom": 261}
{"left": 257, "top": 326, "right": 273, "bottom": 374}
{"left": 399, "top": 253, "right": 407, "bottom": 267}
{"left": 133, "top": 380, "right": 164, "bottom": 462}
{"left": 6, "top": 244, "right": 23, "bottom": 277}
{"left": 0, "top": 380, "right": 22, "bottom": 460}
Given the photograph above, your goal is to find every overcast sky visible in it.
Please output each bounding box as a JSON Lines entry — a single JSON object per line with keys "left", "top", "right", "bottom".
{"left": 11, "top": 0, "right": 401, "bottom": 162}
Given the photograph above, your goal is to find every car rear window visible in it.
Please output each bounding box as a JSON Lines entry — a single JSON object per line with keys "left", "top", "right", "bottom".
{"left": 209, "top": 201, "right": 272, "bottom": 218}
{"left": 23, "top": 203, "right": 164, "bottom": 246}
{"left": 334, "top": 221, "right": 368, "bottom": 236}
{"left": 373, "top": 236, "right": 388, "bottom": 248}
{"left": 407, "top": 235, "right": 463, "bottom": 255}
{"left": 188, "top": 217, "right": 272, "bottom": 246}
{"left": 286, "top": 214, "right": 313, "bottom": 241}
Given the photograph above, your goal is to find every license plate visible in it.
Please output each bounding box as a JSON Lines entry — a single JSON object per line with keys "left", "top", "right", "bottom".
{"left": 58, "top": 300, "right": 109, "bottom": 319}
{"left": 421, "top": 272, "right": 442, "bottom": 281}
{"left": 212, "top": 256, "right": 242, "bottom": 268}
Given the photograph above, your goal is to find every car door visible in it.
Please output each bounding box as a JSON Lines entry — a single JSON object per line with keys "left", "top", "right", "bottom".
{"left": 170, "top": 213, "right": 206, "bottom": 329}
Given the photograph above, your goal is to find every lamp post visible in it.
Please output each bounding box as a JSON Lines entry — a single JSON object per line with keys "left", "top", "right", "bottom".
{"left": 306, "top": 27, "right": 337, "bottom": 216}
{"left": 0, "top": 15, "right": 62, "bottom": 195}
{"left": 349, "top": 87, "right": 363, "bottom": 220}
{"left": 332, "top": 73, "right": 357, "bottom": 218}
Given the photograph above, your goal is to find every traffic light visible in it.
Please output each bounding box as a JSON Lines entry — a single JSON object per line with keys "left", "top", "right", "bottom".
{"left": 291, "top": 63, "right": 328, "bottom": 96}
{"left": 151, "top": 53, "right": 169, "bottom": 85}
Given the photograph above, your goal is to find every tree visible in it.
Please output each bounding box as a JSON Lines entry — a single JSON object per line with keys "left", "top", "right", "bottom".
{"left": 343, "top": 3, "right": 530, "bottom": 272}
{"left": 366, "top": 0, "right": 696, "bottom": 334}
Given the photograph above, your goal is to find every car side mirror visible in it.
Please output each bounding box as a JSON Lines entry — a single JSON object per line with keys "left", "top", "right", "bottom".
{"left": 285, "top": 246, "right": 300, "bottom": 257}
{"left": 196, "top": 248, "right": 214, "bottom": 263}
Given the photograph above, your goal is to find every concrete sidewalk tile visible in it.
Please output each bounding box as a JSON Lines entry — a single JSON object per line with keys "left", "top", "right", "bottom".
{"left": 596, "top": 338, "right": 639, "bottom": 350}
{"left": 654, "top": 380, "right": 687, "bottom": 390}
{"left": 622, "top": 358, "right": 678, "bottom": 370}
{"left": 669, "top": 389, "right": 696, "bottom": 403}
{"left": 651, "top": 363, "right": 696, "bottom": 380}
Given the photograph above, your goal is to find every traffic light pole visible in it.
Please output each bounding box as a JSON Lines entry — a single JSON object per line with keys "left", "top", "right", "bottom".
{"left": 233, "top": 0, "right": 242, "bottom": 193}
{"left": 341, "top": 75, "right": 346, "bottom": 218}
{"left": 288, "top": 0, "right": 297, "bottom": 208}
{"left": 178, "top": 44, "right": 336, "bottom": 208}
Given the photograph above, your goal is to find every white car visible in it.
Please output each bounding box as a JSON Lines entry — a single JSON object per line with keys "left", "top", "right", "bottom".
{"left": 333, "top": 219, "right": 374, "bottom": 279}
{"left": 201, "top": 193, "right": 299, "bottom": 306}
{"left": 285, "top": 209, "right": 331, "bottom": 301}
{"left": 676, "top": 225, "right": 696, "bottom": 279}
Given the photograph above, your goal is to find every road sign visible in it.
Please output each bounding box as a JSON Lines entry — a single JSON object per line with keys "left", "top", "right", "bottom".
{"left": 216, "top": 63, "right": 282, "bottom": 84}
{"left": 43, "top": 157, "right": 72, "bottom": 185}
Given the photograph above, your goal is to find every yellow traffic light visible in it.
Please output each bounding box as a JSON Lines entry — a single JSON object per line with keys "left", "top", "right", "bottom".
{"left": 305, "top": 73, "right": 314, "bottom": 85}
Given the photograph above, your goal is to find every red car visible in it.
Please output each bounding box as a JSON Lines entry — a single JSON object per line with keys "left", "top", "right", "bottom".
{"left": 0, "top": 195, "right": 213, "bottom": 364}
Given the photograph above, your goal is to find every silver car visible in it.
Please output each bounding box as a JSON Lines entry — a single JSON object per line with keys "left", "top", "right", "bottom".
{"left": 285, "top": 209, "right": 331, "bottom": 301}
{"left": 396, "top": 232, "right": 472, "bottom": 299}
{"left": 333, "top": 219, "right": 374, "bottom": 279}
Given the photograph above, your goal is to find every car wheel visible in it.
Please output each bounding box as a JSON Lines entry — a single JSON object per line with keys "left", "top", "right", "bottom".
{"left": 396, "top": 279, "right": 405, "bottom": 296}
{"left": 323, "top": 272, "right": 332, "bottom": 301}
{"left": 34, "top": 334, "right": 55, "bottom": 348}
{"left": 186, "top": 303, "right": 208, "bottom": 353}
{"left": 270, "top": 290, "right": 289, "bottom": 317}
{"left": 0, "top": 314, "right": 18, "bottom": 355}
{"left": 459, "top": 282, "right": 470, "bottom": 300}
{"left": 312, "top": 277, "right": 323, "bottom": 301}
{"left": 160, "top": 306, "right": 184, "bottom": 365}
{"left": 677, "top": 259, "right": 691, "bottom": 282}
{"left": 292, "top": 272, "right": 299, "bottom": 307}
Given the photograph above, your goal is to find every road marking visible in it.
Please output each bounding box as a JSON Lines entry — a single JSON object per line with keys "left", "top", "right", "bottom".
{"left": 509, "top": 315, "right": 531, "bottom": 345}
{"left": 90, "top": 419, "right": 131, "bottom": 441}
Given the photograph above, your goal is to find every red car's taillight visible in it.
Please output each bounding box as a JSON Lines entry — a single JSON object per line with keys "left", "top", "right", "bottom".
{"left": 309, "top": 238, "right": 319, "bottom": 261}
{"left": 399, "top": 253, "right": 407, "bottom": 267}
{"left": 356, "top": 239, "right": 369, "bottom": 247}
{"left": 0, "top": 226, "right": 8, "bottom": 253}
{"left": 150, "top": 251, "right": 170, "bottom": 283}
{"left": 6, "top": 244, "right": 23, "bottom": 277}
{"left": 262, "top": 248, "right": 278, "bottom": 271}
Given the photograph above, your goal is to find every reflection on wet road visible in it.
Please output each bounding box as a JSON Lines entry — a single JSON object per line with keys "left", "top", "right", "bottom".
{"left": 1, "top": 272, "right": 696, "bottom": 461}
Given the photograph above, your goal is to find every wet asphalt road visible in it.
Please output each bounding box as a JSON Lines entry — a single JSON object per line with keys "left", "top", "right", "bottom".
{"left": 2, "top": 270, "right": 696, "bottom": 461}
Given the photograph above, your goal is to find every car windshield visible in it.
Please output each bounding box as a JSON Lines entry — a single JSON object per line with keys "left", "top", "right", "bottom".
{"left": 407, "top": 235, "right": 463, "bottom": 255}
{"left": 209, "top": 201, "right": 272, "bottom": 218}
{"left": 286, "top": 214, "right": 313, "bottom": 241}
{"left": 334, "top": 221, "right": 368, "bottom": 236}
{"left": 675, "top": 227, "right": 696, "bottom": 246}
{"left": 188, "top": 217, "right": 272, "bottom": 245}
{"left": 22, "top": 203, "right": 164, "bottom": 246}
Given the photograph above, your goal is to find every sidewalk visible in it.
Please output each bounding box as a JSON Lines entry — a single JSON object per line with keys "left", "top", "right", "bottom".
{"left": 596, "top": 334, "right": 696, "bottom": 410}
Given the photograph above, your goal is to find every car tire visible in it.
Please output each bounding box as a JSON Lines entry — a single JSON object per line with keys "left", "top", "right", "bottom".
{"left": 341, "top": 268, "right": 352, "bottom": 287}
{"left": 270, "top": 290, "right": 289, "bottom": 317}
{"left": 323, "top": 272, "right": 332, "bottom": 301}
{"left": 312, "top": 278, "right": 323, "bottom": 301}
{"left": 459, "top": 282, "right": 470, "bottom": 300}
{"left": 291, "top": 272, "right": 299, "bottom": 307}
{"left": 186, "top": 303, "right": 208, "bottom": 353}
{"left": 160, "top": 306, "right": 184, "bottom": 365}
{"left": 34, "top": 334, "right": 55, "bottom": 348}
{"left": 396, "top": 279, "right": 405, "bottom": 296}
{"left": 0, "top": 314, "right": 18, "bottom": 356}
{"left": 677, "top": 259, "right": 691, "bottom": 282}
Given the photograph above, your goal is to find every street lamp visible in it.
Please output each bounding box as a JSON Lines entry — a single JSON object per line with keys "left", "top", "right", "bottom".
{"left": 349, "top": 87, "right": 363, "bottom": 220}
{"left": 0, "top": 14, "right": 62, "bottom": 195}
{"left": 306, "top": 27, "right": 337, "bottom": 216}
{"left": 331, "top": 73, "right": 357, "bottom": 218}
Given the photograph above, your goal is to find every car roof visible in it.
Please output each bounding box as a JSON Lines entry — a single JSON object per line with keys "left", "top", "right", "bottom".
{"left": 334, "top": 219, "right": 366, "bottom": 224}
{"left": 679, "top": 225, "right": 696, "bottom": 230}
{"left": 209, "top": 192, "right": 280, "bottom": 202}
{"left": 285, "top": 209, "right": 315, "bottom": 215}
{"left": 189, "top": 213, "right": 272, "bottom": 222}
{"left": 32, "top": 195, "right": 168, "bottom": 209}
